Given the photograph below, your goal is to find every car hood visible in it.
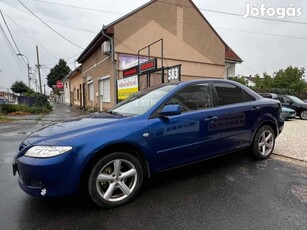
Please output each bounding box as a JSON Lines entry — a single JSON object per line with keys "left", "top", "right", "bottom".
{"left": 25, "top": 113, "right": 129, "bottom": 145}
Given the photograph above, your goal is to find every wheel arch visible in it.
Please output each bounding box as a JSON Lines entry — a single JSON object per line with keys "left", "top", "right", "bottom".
{"left": 252, "top": 119, "right": 278, "bottom": 143}
{"left": 79, "top": 143, "right": 151, "bottom": 193}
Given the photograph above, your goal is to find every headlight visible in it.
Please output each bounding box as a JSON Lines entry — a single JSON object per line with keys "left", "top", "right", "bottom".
{"left": 25, "top": 146, "right": 73, "bottom": 158}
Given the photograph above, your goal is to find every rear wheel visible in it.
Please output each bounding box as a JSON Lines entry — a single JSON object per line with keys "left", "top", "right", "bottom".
{"left": 300, "top": 111, "right": 307, "bottom": 120}
{"left": 252, "top": 125, "right": 275, "bottom": 160}
{"left": 88, "top": 152, "right": 143, "bottom": 208}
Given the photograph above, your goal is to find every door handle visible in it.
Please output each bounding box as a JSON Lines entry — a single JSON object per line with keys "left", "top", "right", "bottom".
{"left": 205, "top": 116, "right": 218, "bottom": 123}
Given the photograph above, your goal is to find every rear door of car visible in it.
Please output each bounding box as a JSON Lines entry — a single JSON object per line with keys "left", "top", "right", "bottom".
{"left": 148, "top": 83, "right": 222, "bottom": 171}
{"left": 211, "top": 81, "right": 260, "bottom": 152}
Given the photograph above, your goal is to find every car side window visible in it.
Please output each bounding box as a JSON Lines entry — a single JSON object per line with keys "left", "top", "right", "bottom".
{"left": 214, "top": 82, "right": 255, "bottom": 106}
{"left": 277, "top": 97, "right": 284, "bottom": 103}
{"left": 283, "top": 97, "right": 292, "bottom": 104}
{"left": 166, "top": 84, "right": 213, "bottom": 112}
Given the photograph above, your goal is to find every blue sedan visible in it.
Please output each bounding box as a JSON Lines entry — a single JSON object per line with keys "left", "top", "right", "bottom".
{"left": 13, "top": 80, "right": 284, "bottom": 208}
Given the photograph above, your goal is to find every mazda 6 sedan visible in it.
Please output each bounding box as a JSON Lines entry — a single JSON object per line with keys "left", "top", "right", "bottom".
{"left": 13, "top": 80, "right": 284, "bottom": 208}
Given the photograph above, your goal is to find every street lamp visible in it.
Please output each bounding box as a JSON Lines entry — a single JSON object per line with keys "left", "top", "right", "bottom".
{"left": 16, "top": 53, "right": 31, "bottom": 88}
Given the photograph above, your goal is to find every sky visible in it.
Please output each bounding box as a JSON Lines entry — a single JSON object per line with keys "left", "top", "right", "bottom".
{"left": 0, "top": 0, "right": 307, "bottom": 94}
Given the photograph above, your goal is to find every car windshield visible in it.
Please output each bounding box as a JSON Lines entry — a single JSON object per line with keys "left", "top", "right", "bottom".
{"left": 110, "top": 84, "right": 177, "bottom": 116}
{"left": 288, "top": 95, "right": 306, "bottom": 104}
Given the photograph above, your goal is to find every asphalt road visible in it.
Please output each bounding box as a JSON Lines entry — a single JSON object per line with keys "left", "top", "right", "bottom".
{"left": 0, "top": 104, "right": 306, "bottom": 230}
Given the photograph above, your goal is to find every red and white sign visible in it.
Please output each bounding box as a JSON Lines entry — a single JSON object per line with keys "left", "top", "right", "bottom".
{"left": 56, "top": 80, "right": 64, "bottom": 89}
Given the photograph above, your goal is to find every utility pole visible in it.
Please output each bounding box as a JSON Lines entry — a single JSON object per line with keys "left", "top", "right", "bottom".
{"left": 36, "top": 45, "right": 43, "bottom": 94}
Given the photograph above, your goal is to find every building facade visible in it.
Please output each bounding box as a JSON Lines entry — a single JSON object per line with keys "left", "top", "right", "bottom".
{"left": 69, "top": 0, "right": 242, "bottom": 111}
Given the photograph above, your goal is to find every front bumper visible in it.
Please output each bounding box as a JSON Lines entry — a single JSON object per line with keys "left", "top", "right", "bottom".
{"left": 13, "top": 151, "right": 82, "bottom": 198}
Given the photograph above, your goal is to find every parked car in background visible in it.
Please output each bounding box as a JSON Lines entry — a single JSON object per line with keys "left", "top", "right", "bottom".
{"left": 281, "top": 107, "right": 296, "bottom": 120}
{"left": 0, "top": 97, "right": 8, "bottom": 104}
{"left": 13, "top": 80, "right": 284, "bottom": 208}
{"left": 258, "top": 93, "right": 296, "bottom": 120}
{"left": 276, "top": 95, "right": 307, "bottom": 120}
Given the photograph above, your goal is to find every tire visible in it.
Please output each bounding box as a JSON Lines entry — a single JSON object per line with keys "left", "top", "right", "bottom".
{"left": 88, "top": 152, "right": 143, "bottom": 208}
{"left": 299, "top": 111, "right": 307, "bottom": 120}
{"left": 252, "top": 125, "right": 275, "bottom": 160}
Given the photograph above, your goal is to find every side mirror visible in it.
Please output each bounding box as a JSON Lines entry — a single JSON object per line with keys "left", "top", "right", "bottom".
{"left": 159, "top": 104, "right": 181, "bottom": 117}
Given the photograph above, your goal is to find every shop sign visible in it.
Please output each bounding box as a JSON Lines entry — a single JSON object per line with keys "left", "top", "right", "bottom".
{"left": 123, "top": 66, "right": 138, "bottom": 78}
{"left": 139, "top": 58, "right": 157, "bottom": 74}
{"left": 117, "top": 75, "right": 138, "bottom": 100}
{"left": 56, "top": 80, "right": 64, "bottom": 89}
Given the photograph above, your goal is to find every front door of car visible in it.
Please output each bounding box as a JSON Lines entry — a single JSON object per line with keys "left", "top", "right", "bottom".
{"left": 148, "top": 83, "right": 221, "bottom": 171}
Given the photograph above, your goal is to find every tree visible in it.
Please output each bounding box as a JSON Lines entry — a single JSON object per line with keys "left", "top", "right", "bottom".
{"left": 254, "top": 73, "right": 273, "bottom": 89}
{"left": 11, "top": 81, "right": 33, "bottom": 95}
{"left": 46, "top": 59, "right": 70, "bottom": 88}
{"left": 272, "top": 66, "right": 305, "bottom": 94}
{"left": 231, "top": 76, "right": 247, "bottom": 86}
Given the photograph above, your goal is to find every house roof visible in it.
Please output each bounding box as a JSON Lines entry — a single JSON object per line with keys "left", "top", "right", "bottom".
{"left": 62, "top": 65, "right": 82, "bottom": 82}
{"left": 77, "top": 0, "right": 242, "bottom": 63}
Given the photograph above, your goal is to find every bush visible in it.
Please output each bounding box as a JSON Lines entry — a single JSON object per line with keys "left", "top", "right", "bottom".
{"left": 0, "top": 94, "right": 51, "bottom": 116}
{"left": 33, "top": 94, "right": 52, "bottom": 110}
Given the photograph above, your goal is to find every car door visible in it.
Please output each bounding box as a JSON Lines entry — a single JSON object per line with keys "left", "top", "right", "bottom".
{"left": 148, "top": 83, "right": 222, "bottom": 171}
{"left": 211, "top": 81, "right": 260, "bottom": 152}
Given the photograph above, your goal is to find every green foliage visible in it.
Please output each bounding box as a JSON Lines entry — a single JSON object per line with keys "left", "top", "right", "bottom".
{"left": 0, "top": 94, "right": 52, "bottom": 115}
{"left": 253, "top": 66, "right": 306, "bottom": 95}
{"left": 0, "top": 104, "right": 51, "bottom": 115}
{"left": 47, "top": 59, "right": 71, "bottom": 88}
{"left": 33, "top": 94, "right": 52, "bottom": 110}
{"left": 11, "top": 81, "right": 34, "bottom": 95}
{"left": 272, "top": 66, "right": 305, "bottom": 93}
{"left": 254, "top": 73, "right": 273, "bottom": 89}
{"left": 231, "top": 76, "right": 247, "bottom": 85}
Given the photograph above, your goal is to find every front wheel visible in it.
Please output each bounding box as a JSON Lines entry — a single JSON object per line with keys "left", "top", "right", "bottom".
{"left": 252, "top": 125, "right": 276, "bottom": 160}
{"left": 88, "top": 152, "right": 143, "bottom": 208}
{"left": 300, "top": 111, "right": 307, "bottom": 120}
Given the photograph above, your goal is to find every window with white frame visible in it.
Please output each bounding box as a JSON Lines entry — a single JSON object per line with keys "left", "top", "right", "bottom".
{"left": 99, "top": 76, "right": 111, "bottom": 102}
{"left": 88, "top": 82, "right": 94, "bottom": 101}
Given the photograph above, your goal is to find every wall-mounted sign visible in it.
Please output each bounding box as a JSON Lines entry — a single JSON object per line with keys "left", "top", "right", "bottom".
{"left": 117, "top": 75, "right": 138, "bottom": 100}
{"left": 123, "top": 66, "right": 138, "bottom": 78}
{"left": 167, "top": 65, "right": 181, "bottom": 82}
{"left": 168, "top": 66, "right": 179, "bottom": 80}
{"left": 118, "top": 54, "right": 148, "bottom": 71}
{"left": 56, "top": 80, "right": 64, "bottom": 89}
{"left": 139, "top": 58, "right": 157, "bottom": 74}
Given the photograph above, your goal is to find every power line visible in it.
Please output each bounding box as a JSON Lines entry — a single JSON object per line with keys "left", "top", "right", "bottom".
{"left": 0, "top": 21, "right": 26, "bottom": 76}
{"left": 2, "top": 11, "right": 59, "bottom": 60}
{"left": 0, "top": 10, "right": 27, "bottom": 66}
{"left": 17, "top": 0, "right": 84, "bottom": 49}
{"left": 1, "top": 1, "right": 97, "bottom": 34}
{"left": 217, "top": 27, "right": 307, "bottom": 40}
{"left": 157, "top": 1, "right": 307, "bottom": 25}
{"left": 31, "top": 0, "right": 124, "bottom": 16}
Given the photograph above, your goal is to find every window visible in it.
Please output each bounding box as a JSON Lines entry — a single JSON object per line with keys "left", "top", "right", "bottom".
{"left": 88, "top": 82, "right": 94, "bottom": 101}
{"left": 214, "top": 82, "right": 254, "bottom": 106}
{"left": 99, "top": 77, "right": 111, "bottom": 102}
{"left": 166, "top": 84, "right": 213, "bottom": 112}
{"left": 77, "top": 89, "right": 80, "bottom": 100}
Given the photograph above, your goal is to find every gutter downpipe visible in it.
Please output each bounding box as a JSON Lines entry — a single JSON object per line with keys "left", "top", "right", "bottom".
{"left": 102, "top": 25, "right": 118, "bottom": 105}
